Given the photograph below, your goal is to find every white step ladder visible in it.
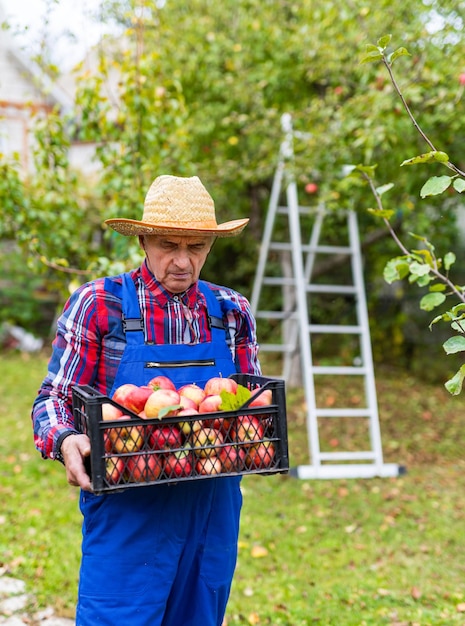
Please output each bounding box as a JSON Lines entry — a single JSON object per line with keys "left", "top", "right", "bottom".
{"left": 251, "top": 114, "right": 402, "bottom": 479}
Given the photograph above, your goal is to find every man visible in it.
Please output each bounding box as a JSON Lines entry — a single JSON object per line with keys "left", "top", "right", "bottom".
{"left": 32, "top": 175, "right": 261, "bottom": 626}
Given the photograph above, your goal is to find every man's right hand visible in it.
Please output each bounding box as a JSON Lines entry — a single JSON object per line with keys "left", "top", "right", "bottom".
{"left": 60, "top": 434, "right": 93, "bottom": 491}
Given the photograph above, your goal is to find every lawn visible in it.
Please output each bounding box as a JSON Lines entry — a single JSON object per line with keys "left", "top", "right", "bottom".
{"left": 1, "top": 352, "right": 465, "bottom": 625}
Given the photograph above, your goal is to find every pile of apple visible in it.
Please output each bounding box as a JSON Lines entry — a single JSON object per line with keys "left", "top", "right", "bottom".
{"left": 101, "top": 375, "right": 276, "bottom": 485}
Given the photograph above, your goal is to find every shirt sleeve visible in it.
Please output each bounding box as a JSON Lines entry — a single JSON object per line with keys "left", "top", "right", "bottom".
{"left": 31, "top": 281, "right": 102, "bottom": 460}
{"left": 215, "top": 287, "right": 262, "bottom": 377}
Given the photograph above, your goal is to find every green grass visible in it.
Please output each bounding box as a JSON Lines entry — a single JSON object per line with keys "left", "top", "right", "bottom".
{"left": 1, "top": 353, "right": 465, "bottom": 624}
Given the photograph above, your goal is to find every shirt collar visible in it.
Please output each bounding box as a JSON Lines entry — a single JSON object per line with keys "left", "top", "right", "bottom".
{"left": 140, "top": 259, "right": 202, "bottom": 309}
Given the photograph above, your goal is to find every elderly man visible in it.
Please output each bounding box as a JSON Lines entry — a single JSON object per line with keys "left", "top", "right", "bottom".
{"left": 32, "top": 175, "right": 261, "bottom": 626}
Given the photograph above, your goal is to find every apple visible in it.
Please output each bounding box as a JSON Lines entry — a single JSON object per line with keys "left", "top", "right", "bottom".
{"left": 144, "top": 389, "right": 181, "bottom": 419}
{"left": 164, "top": 449, "right": 194, "bottom": 478}
{"left": 147, "top": 375, "right": 177, "bottom": 391}
{"left": 148, "top": 425, "right": 183, "bottom": 451}
{"left": 198, "top": 394, "right": 223, "bottom": 414}
{"left": 107, "top": 416, "right": 145, "bottom": 454}
{"left": 105, "top": 455, "right": 125, "bottom": 484}
{"left": 304, "top": 182, "right": 318, "bottom": 194}
{"left": 204, "top": 376, "right": 238, "bottom": 396}
{"left": 248, "top": 387, "right": 273, "bottom": 408}
{"left": 244, "top": 441, "right": 276, "bottom": 470}
{"left": 101, "top": 402, "right": 124, "bottom": 421}
{"left": 112, "top": 383, "right": 154, "bottom": 414}
{"left": 230, "top": 415, "right": 264, "bottom": 447}
{"left": 127, "top": 452, "right": 163, "bottom": 483}
{"left": 218, "top": 444, "right": 246, "bottom": 473}
{"left": 195, "top": 455, "right": 223, "bottom": 475}
{"left": 177, "top": 408, "right": 202, "bottom": 437}
{"left": 179, "top": 395, "right": 197, "bottom": 411}
{"left": 178, "top": 383, "right": 206, "bottom": 407}
{"left": 191, "top": 427, "right": 223, "bottom": 458}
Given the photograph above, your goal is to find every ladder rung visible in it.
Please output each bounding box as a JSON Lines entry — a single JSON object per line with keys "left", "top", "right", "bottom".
{"left": 255, "top": 311, "right": 297, "bottom": 320}
{"left": 258, "top": 344, "right": 296, "bottom": 353}
{"left": 308, "top": 324, "right": 361, "bottom": 334}
{"left": 306, "top": 284, "right": 357, "bottom": 295}
{"left": 262, "top": 277, "right": 296, "bottom": 286}
{"left": 314, "top": 408, "right": 373, "bottom": 417}
{"left": 269, "top": 242, "right": 352, "bottom": 255}
{"left": 318, "top": 451, "right": 377, "bottom": 461}
{"left": 311, "top": 365, "right": 368, "bottom": 375}
{"left": 277, "top": 205, "right": 317, "bottom": 216}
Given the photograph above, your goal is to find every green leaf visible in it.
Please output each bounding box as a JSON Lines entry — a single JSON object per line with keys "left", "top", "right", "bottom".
{"left": 453, "top": 178, "right": 465, "bottom": 193}
{"left": 158, "top": 404, "right": 182, "bottom": 419}
{"left": 359, "top": 50, "right": 383, "bottom": 65}
{"left": 420, "top": 292, "right": 446, "bottom": 311}
{"left": 389, "top": 47, "right": 410, "bottom": 63}
{"left": 377, "top": 35, "right": 392, "bottom": 49}
{"left": 383, "top": 258, "right": 410, "bottom": 283}
{"left": 401, "top": 151, "right": 438, "bottom": 166}
{"left": 429, "top": 283, "right": 446, "bottom": 292}
{"left": 433, "top": 151, "right": 449, "bottom": 163}
{"left": 444, "top": 365, "right": 465, "bottom": 395}
{"left": 420, "top": 176, "right": 452, "bottom": 198}
{"left": 444, "top": 252, "right": 456, "bottom": 271}
{"left": 375, "top": 183, "right": 394, "bottom": 196}
{"left": 367, "top": 208, "right": 395, "bottom": 219}
{"left": 220, "top": 384, "right": 251, "bottom": 411}
{"left": 443, "top": 336, "right": 465, "bottom": 355}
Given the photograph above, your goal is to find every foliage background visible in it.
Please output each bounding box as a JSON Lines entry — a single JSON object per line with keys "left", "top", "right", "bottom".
{"left": 2, "top": 0, "right": 465, "bottom": 375}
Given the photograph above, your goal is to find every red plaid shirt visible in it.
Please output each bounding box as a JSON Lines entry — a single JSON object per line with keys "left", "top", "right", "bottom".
{"left": 32, "top": 261, "right": 261, "bottom": 460}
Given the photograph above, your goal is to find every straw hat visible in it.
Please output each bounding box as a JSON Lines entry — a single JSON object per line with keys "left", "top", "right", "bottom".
{"left": 105, "top": 175, "right": 249, "bottom": 237}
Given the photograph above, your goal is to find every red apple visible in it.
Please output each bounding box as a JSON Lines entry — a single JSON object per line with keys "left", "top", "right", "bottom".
{"left": 148, "top": 425, "right": 183, "bottom": 451}
{"left": 204, "top": 376, "right": 238, "bottom": 396}
{"left": 230, "top": 415, "right": 264, "bottom": 447}
{"left": 178, "top": 383, "right": 206, "bottom": 407}
{"left": 244, "top": 441, "right": 276, "bottom": 470}
{"left": 108, "top": 416, "right": 145, "bottom": 454}
{"left": 147, "top": 375, "right": 177, "bottom": 391}
{"left": 304, "top": 182, "right": 318, "bottom": 194}
{"left": 198, "top": 394, "right": 223, "bottom": 414}
{"left": 101, "top": 402, "right": 124, "bottom": 421}
{"left": 218, "top": 444, "right": 246, "bottom": 473}
{"left": 191, "top": 427, "right": 223, "bottom": 458}
{"left": 248, "top": 387, "right": 273, "bottom": 408}
{"left": 164, "top": 449, "right": 194, "bottom": 478}
{"left": 179, "top": 395, "right": 197, "bottom": 411}
{"left": 195, "top": 455, "right": 223, "bottom": 475}
{"left": 105, "top": 455, "right": 125, "bottom": 484}
{"left": 144, "top": 389, "right": 181, "bottom": 419}
{"left": 112, "top": 383, "right": 154, "bottom": 414}
{"left": 127, "top": 452, "right": 163, "bottom": 483}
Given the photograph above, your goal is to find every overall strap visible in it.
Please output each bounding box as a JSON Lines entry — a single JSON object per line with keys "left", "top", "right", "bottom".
{"left": 120, "top": 273, "right": 145, "bottom": 345}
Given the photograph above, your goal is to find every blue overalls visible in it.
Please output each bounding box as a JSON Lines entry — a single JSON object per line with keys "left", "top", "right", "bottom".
{"left": 76, "top": 274, "right": 243, "bottom": 626}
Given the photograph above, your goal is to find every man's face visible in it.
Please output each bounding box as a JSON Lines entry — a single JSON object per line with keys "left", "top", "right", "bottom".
{"left": 141, "top": 234, "right": 214, "bottom": 293}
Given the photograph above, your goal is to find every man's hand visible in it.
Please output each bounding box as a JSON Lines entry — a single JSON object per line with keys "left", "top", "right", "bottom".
{"left": 60, "top": 434, "right": 92, "bottom": 491}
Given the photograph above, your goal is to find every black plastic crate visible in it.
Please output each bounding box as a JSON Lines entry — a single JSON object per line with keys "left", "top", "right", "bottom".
{"left": 72, "top": 373, "right": 289, "bottom": 494}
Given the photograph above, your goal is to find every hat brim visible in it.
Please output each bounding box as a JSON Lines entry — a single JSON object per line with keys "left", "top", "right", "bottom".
{"left": 104, "top": 218, "right": 249, "bottom": 238}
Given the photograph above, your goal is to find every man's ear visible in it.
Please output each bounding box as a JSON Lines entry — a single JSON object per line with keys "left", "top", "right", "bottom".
{"left": 138, "top": 235, "right": 145, "bottom": 250}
